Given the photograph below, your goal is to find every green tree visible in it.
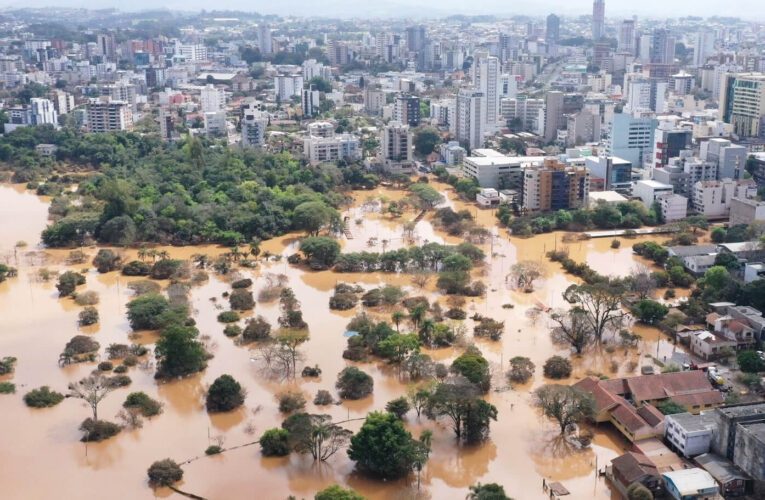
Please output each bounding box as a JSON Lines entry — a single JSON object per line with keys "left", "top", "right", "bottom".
{"left": 737, "top": 350, "right": 765, "bottom": 373}
{"left": 92, "top": 249, "right": 122, "bottom": 273}
{"left": 206, "top": 374, "right": 245, "bottom": 412}
{"left": 635, "top": 299, "right": 669, "bottom": 324}
{"left": 347, "top": 412, "right": 424, "bottom": 479}
{"left": 315, "top": 485, "right": 364, "bottom": 500}
{"left": 711, "top": 227, "right": 727, "bottom": 243}
{"left": 260, "top": 428, "right": 290, "bottom": 456}
{"left": 126, "top": 294, "right": 170, "bottom": 330}
{"left": 656, "top": 399, "right": 685, "bottom": 415}
{"left": 386, "top": 397, "right": 411, "bottom": 419}
{"left": 56, "top": 271, "right": 85, "bottom": 297}
{"left": 468, "top": 482, "right": 512, "bottom": 500}
{"left": 377, "top": 334, "right": 420, "bottom": 363}
{"left": 154, "top": 324, "right": 207, "bottom": 379}
{"left": 626, "top": 482, "right": 654, "bottom": 500}
{"left": 450, "top": 347, "right": 491, "bottom": 392}
{"left": 147, "top": 459, "right": 183, "bottom": 487}
{"left": 293, "top": 201, "right": 339, "bottom": 236}
{"left": 300, "top": 236, "right": 341, "bottom": 269}
{"left": 336, "top": 366, "right": 373, "bottom": 399}
{"left": 413, "top": 128, "right": 441, "bottom": 156}
{"left": 703, "top": 266, "right": 731, "bottom": 291}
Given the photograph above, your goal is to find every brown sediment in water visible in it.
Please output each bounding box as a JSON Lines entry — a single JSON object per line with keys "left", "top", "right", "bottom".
{"left": 0, "top": 183, "right": 683, "bottom": 499}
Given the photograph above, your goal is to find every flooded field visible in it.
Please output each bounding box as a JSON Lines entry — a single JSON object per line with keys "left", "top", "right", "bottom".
{"left": 0, "top": 182, "right": 683, "bottom": 500}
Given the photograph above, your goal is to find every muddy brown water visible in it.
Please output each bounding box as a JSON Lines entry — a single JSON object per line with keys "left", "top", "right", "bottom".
{"left": 0, "top": 182, "right": 684, "bottom": 499}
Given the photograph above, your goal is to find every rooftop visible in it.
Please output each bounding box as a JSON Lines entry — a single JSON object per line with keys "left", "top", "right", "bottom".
{"left": 662, "top": 468, "right": 718, "bottom": 495}
{"left": 636, "top": 179, "right": 673, "bottom": 189}
{"left": 665, "top": 412, "right": 716, "bottom": 433}
{"left": 695, "top": 453, "right": 750, "bottom": 484}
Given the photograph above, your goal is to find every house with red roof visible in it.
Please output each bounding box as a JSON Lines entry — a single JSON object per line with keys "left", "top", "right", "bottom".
{"left": 574, "top": 371, "right": 724, "bottom": 442}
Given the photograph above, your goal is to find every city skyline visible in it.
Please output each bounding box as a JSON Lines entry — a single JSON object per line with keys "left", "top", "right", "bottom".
{"left": 2, "top": 0, "right": 765, "bottom": 20}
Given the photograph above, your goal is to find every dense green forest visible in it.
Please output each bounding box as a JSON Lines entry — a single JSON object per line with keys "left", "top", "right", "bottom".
{"left": 0, "top": 125, "right": 378, "bottom": 247}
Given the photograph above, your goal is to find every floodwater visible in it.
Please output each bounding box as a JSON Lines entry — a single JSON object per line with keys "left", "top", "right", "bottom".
{"left": 0, "top": 182, "right": 686, "bottom": 500}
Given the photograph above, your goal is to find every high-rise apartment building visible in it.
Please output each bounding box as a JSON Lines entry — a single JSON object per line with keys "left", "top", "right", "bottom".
{"left": 592, "top": 0, "right": 606, "bottom": 40}
{"left": 406, "top": 25, "right": 426, "bottom": 53}
{"left": 379, "top": 121, "right": 415, "bottom": 173}
{"left": 546, "top": 14, "right": 560, "bottom": 49}
{"left": 86, "top": 97, "right": 133, "bottom": 133}
{"left": 96, "top": 33, "right": 116, "bottom": 61}
{"left": 618, "top": 20, "right": 636, "bottom": 55}
{"left": 456, "top": 89, "right": 484, "bottom": 151}
{"left": 501, "top": 96, "right": 544, "bottom": 132}
{"left": 200, "top": 84, "right": 226, "bottom": 113}
{"left": 523, "top": 159, "right": 590, "bottom": 212}
{"left": 302, "top": 86, "right": 320, "bottom": 117}
{"left": 719, "top": 73, "right": 765, "bottom": 138}
{"left": 363, "top": 87, "right": 385, "bottom": 114}
{"left": 694, "top": 30, "right": 716, "bottom": 67}
{"left": 393, "top": 94, "right": 421, "bottom": 127}
{"left": 543, "top": 91, "right": 564, "bottom": 143}
{"left": 274, "top": 74, "right": 304, "bottom": 101}
{"left": 650, "top": 29, "right": 676, "bottom": 65}
{"left": 607, "top": 113, "right": 658, "bottom": 168}
{"left": 479, "top": 56, "right": 501, "bottom": 134}
{"left": 258, "top": 24, "right": 273, "bottom": 55}
{"left": 240, "top": 104, "right": 268, "bottom": 148}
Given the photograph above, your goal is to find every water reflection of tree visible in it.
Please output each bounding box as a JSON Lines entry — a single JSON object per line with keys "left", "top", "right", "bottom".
{"left": 530, "top": 433, "right": 595, "bottom": 481}
{"left": 427, "top": 440, "right": 497, "bottom": 488}
{"left": 156, "top": 374, "right": 206, "bottom": 415}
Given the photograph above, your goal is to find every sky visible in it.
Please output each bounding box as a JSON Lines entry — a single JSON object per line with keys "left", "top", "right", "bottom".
{"left": 0, "top": 0, "right": 764, "bottom": 20}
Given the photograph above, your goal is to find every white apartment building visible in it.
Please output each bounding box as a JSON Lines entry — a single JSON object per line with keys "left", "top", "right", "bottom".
{"left": 634, "top": 179, "right": 674, "bottom": 208}
{"left": 274, "top": 74, "right": 304, "bottom": 102}
{"left": 379, "top": 121, "right": 414, "bottom": 174}
{"left": 86, "top": 97, "right": 133, "bottom": 133}
{"left": 463, "top": 153, "right": 545, "bottom": 189}
{"left": 363, "top": 88, "right": 385, "bottom": 114}
{"left": 692, "top": 179, "right": 738, "bottom": 217}
{"left": 302, "top": 59, "right": 332, "bottom": 81}
{"left": 303, "top": 133, "right": 361, "bottom": 165}
{"left": 200, "top": 84, "right": 226, "bottom": 113}
{"left": 479, "top": 56, "right": 501, "bottom": 134}
{"left": 665, "top": 413, "right": 716, "bottom": 458}
{"left": 658, "top": 193, "right": 689, "bottom": 222}
{"left": 204, "top": 111, "right": 227, "bottom": 136}
{"left": 241, "top": 106, "right": 268, "bottom": 148}
{"left": 501, "top": 97, "right": 544, "bottom": 132}
{"left": 173, "top": 42, "right": 207, "bottom": 62}
{"left": 456, "top": 89, "right": 484, "bottom": 151}
{"left": 50, "top": 90, "right": 75, "bottom": 115}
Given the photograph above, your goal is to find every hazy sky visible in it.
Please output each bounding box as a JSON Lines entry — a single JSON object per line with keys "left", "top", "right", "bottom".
{"left": 1, "top": 0, "right": 764, "bottom": 20}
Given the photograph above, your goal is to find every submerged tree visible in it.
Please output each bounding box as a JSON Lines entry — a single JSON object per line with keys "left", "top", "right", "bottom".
{"left": 533, "top": 384, "right": 594, "bottom": 434}
{"left": 282, "top": 413, "right": 353, "bottom": 461}
{"left": 549, "top": 307, "right": 594, "bottom": 354}
{"left": 563, "top": 281, "right": 626, "bottom": 343}
{"left": 68, "top": 374, "right": 115, "bottom": 422}
{"left": 426, "top": 377, "right": 497, "bottom": 444}
{"left": 347, "top": 412, "right": 429, "bottom": 479}
{"left": 507, "top": 260, "right": 546, "bottom": 292}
